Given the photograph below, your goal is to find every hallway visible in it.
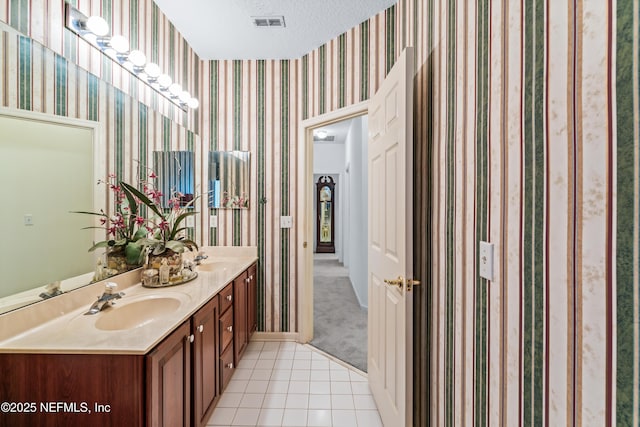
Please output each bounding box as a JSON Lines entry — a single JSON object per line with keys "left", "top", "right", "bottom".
{"left": 310, "top": 254, "right": 367, "bottom": 372}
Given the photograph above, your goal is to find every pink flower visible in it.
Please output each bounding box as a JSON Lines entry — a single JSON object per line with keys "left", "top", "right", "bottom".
{"left": 149, "top": 171, "right": 157, "bottom": 179}
{"left": 134, "top": 215, "right": 145, "bottom": 226}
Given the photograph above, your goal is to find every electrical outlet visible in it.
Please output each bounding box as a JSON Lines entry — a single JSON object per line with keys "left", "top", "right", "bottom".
{"left": 479, "top": 241, "right": 494, "bottom": 281}
{"left": 24, "top": 214, "right": 34, "bottom": 226}
{"left": 210, "top": 215, "right": 218, "bottom": 228}
{"left": 280, "top": 216, "right": 293, "bottom": 228}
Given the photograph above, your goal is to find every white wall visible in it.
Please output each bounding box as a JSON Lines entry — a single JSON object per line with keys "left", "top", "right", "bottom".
{"left": 344, "top": 116, "right": 368, "bottom": 307}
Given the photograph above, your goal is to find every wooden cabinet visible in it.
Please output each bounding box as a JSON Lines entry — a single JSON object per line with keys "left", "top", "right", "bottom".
{"left": 147, "top": 295, "right": 220, "bottom": 427}
{"left": 146, "top": 321, "right": 192, "bottom": 427}
{"left": 192, "top": 296, "right": 219, "bottom": 427}
{"left": 247, "top": 263, "right": 257, "bottom": 335}
{"left": 218, "top": 283, "right": 235, "bottom": 391}
{"left": 233, "top": 271, "right": 248, "bottom": 364}
{"left": 0, "top": 261, "right": 257, "bottom": 427}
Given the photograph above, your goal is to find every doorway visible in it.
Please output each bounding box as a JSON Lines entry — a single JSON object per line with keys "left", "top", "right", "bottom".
{"left": 307, "top": 116, "right": 369, "bottom": 371}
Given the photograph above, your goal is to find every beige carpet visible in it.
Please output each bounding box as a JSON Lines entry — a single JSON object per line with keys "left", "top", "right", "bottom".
{"left": 310, "top": 255, "right": 368, "bottom": 372}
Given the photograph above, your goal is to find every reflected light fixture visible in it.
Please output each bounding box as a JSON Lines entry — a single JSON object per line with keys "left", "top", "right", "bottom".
{"left": 65, "top": 4, "right": 198, "bottom": 111}
{"left": 315, "top": 130, "right": 328, "bottom": 139}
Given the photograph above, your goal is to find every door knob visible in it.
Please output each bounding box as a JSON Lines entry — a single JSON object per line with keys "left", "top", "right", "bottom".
{"left": 384, "top": 276, "right": 421, "bottom": 291}
{"left": 384, "top": 276, "right": 404, "bottom": 288}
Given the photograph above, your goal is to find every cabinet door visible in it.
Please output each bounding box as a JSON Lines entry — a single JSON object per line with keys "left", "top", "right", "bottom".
{"left": 192, "top": 296, "right": 219, "bottom": 427}
{"left": 233, "top": 271, "right": 248, "bottom": 364}
{"left": 247, "top": 263, "right": 257, "bottom": 335}
{"left": 146, "top": 321, "right": 192, "bottom": 427}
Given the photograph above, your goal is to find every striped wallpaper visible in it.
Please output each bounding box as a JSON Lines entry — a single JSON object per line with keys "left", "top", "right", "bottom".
{"left": 1, "top": 0, "right": 639, "bottom": 425}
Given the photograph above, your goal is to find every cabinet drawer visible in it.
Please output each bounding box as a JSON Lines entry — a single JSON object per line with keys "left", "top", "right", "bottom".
{"left": 220, "top": 344, "right": 235, "bottom": 391}
{"left": 219, "top": 284, "right": 233, "bottom": 314}
{"left": 219, "top": 307, "right": 234, "bottom": 353}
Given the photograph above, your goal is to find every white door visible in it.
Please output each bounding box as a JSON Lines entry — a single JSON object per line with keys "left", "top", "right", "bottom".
{"left": 367, "top": 47, "right": 415, "bottom": 427}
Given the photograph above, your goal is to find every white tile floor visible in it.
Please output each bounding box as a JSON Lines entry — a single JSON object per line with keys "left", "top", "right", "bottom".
{"left": 206, "top": 341, "right": 383, "bottom": 427}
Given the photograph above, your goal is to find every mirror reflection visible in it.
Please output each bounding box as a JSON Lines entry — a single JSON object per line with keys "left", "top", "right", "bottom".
{"left": 0, "top": 109, "right": 102, "bottom": 314}
{"left": 208, "top": 151, "right": 250, "bottom": 209}
{"left": 153, "top": 151, "right": 196, "bottom": 207}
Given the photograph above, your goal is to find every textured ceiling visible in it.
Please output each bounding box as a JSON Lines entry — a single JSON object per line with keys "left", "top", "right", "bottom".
{"left": 153, "top": 0, "right": 397, "bottom": 60}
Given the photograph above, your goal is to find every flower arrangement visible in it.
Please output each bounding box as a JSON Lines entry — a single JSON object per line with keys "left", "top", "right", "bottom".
{"left": 221, "top": 191, "right": 249, "bottom": 209}
{"left": 75, "top": 169, "right": 198, "bottom": 269}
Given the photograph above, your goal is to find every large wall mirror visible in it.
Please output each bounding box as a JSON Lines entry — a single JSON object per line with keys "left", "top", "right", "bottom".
{"left": 0, "top": 108, "right": 105, "bottom": 314}
{"left": 208, "top": 151, "right": 250, "bottom": 209}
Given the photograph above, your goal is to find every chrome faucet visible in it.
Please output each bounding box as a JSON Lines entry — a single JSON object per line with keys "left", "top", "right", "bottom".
{"left": 39, "top": 281, "right": 63, "bottom": 300}
{"left": 84, "top": 282, "right": 124, "bottom": 315}
{"left": 193, "top": 252, "right": 208, "bottom": 265}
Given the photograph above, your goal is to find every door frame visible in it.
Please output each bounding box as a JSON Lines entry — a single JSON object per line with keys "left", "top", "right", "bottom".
{"left": 296, "top": 101, "right": 369, "bottom": 343}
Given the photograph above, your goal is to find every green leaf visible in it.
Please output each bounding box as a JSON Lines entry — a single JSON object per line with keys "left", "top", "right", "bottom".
{"left": 120, "top": 182, "right": 164, "bottom": 218}
{"left": 165, "top": 240, "right": 187, "bottom": 253}
{"left": 169, "top": 211, "right": 198, "bottom": 240}
{"left": 125, "top": 243, "right": 144, "bottom": 265}
{"left": 70, "top": 210, "right": 108, "bottom": 217}
{"left": 132, "top": 228, "right": 148, "bottom": 241}
{"left": 88, "top": 241, "right": 110, "bottom": 252}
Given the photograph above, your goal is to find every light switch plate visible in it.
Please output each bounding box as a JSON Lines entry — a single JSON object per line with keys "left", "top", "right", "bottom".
{"left": 210, "top": 215, "right": 218, "bottom": 228}
{"left": 185, "top": 216, "right": 195, "bottom": 228}
{"left": 24, "top": 214, "right": 34, "bottom": 226}
{"left": 280, "top": 216, "right": 293, "bottom": 228}
{"left": 479, "top": 241, "right": 494, "bottom": 281}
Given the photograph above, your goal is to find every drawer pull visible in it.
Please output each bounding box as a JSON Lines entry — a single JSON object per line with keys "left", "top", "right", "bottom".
{"left": 198, "top": 324, "right": 204, "bottom": 333}
{"left": 186, "top": 334, "right": 195, "bottom": 343}
{"left": 227, "top": 325, "right": 233, "bottom": 332}
{"left": 226, "top": 363, "right": 234, "bottom": 369}
{"left": 226, "top": 295, "right": 232, "bottom": 301}
{"left": 245, "top": 278, "right": 250, "bottom": 283}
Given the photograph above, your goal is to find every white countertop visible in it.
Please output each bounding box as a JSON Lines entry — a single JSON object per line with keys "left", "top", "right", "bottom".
{"left": 0, "top": 247, "right": 257, "bottom": 355}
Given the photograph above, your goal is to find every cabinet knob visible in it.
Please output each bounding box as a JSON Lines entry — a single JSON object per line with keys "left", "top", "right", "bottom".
{"left": 186, "top": 334, "right": 195, "bottom": 343}
{"left": 245, "top": 277, "right": 250, "bottom": 283}
{"left": 227, "top": 325, "right": 233, "bottom": 332}
{"left": 250, "top": 275, "right": 254, "bottom": 281}
{"left": 226, "top": 295, "right": 232, "bottom": 301}
{"left": 198, "top": 324, "right": 204, "bottom": 333}
{"left": 226, "top": 363, "right": 234, "bottom": 369}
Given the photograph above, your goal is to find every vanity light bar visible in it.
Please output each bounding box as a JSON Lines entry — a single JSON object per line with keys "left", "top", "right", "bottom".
{"left": 64, "top": 4, "right": 199, "bottom": 111}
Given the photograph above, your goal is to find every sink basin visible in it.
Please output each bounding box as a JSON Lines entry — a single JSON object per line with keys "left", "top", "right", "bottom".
{"left": 198, "top": 261, "right": 238, "bottom": 272}
{"left": 95, "top": 296, "right": 182, "bottom": 331}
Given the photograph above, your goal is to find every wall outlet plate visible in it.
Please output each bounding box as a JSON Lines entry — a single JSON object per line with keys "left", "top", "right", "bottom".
{"left": 210, "top": 215, "right": 218, "bottom": 228}
{"left": 24, "top": 214, "right": 34, "bottom": 226}
{"left": 479, "top": 241, "right": 494, "bottom": 281}
{"left": 186, "top": 216, "right": 195, "bottom": 228}
{"left": 280, "top": 216, "right": 293, "bottom": 228}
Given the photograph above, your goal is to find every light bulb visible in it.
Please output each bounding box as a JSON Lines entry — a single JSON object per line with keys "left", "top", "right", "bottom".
{"left": 315, "top": 130, "right": 328, "bottom": 139}
{"left": 144, "top": 63, "right": 161, "bottom": 78}
{"left": 187, "top": 97, "right": 200, "bottom": 109}
{"left": 168, "top": 83, "right": 182, "bottom": 96}
{"left": 179, "top": 90, "right": 191, "bottom": 103}
{"left": 128, "top": 50, "right": 146, "bottom": 67}
{"left": 157, "top": 74, "right": 172, "bottom": 88}
{"left": 86, "top": 16, "right": 109, "bottom": 36}
{"left": 109, "top": 35, "right": 129, "bottom": 53}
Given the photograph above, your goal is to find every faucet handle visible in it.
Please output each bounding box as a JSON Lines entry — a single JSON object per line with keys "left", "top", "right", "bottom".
{"left": 104, "top": 282, "right": 118, "bottom": 294}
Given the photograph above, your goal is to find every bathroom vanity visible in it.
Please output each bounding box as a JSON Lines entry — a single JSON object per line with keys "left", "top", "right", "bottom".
{"left": 0, "top": 247, "right": 258, "bottom": 427}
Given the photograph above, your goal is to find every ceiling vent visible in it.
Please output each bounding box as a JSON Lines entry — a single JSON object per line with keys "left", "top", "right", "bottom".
{"left": 313, "top": 135, "right": 335, "bottom": 142}
{"left": 252, "top": 16, "right": 286, "bottom": 28}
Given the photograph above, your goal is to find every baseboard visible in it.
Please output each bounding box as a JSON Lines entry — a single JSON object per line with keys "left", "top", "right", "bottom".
{"left": 251, "top": 331, "right": 299, "bottom": 342}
